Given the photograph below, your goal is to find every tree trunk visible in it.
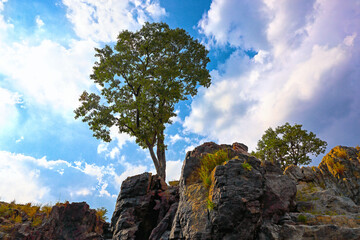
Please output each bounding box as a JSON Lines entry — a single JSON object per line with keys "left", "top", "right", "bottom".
{"left": 156, "top": 135, "right": 166, "bottom": 181}
{"left": 147, "top": 135, "right": 166, "bottom": 181}
{"left": 148, "top": 145, "right": 162, "bottom": 178}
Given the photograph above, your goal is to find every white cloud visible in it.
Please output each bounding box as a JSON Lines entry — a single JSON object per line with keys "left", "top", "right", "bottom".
{"left": 0, "top": 0, "right": 8, "bottom": 12}
{"left": 35, "top": 15, "right": 44, "bottom": 28}
{"left": 108, "top": 147, "right": 120, "bottom": 159}
{"left": 0, "top": 39, "right": 96, "bottom": 120}
{"left": 99, "top": 183, "right": 111, "bottom": 197}
{"left": 169, "top": 134, "right": 183, "bottom": 144}
{"left": 71, "top": 160, "right": 147, "bottom": 194}
{"left": 71, "top": 188, "right": 92, "bottom": 197}
{"left": 169, "top": 109, "right": 182, "bottom": 124}
{"left": 166, "top": 160, "right": 182, "bottom": 181}
{"left": 62, "top": 0, "right": 166, "bottom": 42}
{"left": 198, "top": 0, "right": 269, "bottom": 49}
{"left": 110, "top": 126, "right": 135, "bottom": 149}
{"left": 15, "top": 136, "right": 24, "bottom": 143}
{"left": 97, "top": 142, "right": 108, "bottom": 154}
{"left": 184, "top": 145, "right": 195, "bottom": 154}
{"left": 186, "top": 0, "right": 360, "bottom": 151}
{"left": 0, "top": 88, "right": 21, "bottom": 133}
{"left": 113, "top": 163, "right": 147, "bottom": 188}
{"left": 0, "top": 151, "right": 50, "bottom": 203}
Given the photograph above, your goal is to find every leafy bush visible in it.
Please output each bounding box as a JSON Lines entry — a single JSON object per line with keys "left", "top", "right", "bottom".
{"left": 96, "top": 207, "right": 108, "bottom": 221}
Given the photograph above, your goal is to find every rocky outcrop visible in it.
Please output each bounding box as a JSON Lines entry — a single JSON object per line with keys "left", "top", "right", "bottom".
{"left": 0, "top": 201, "right": 111, "bottom": 240}
{"left": 111, "top": 172, "right": 178, "bottom": 240}
{"left": 169, "top": 142, "right": 296, "bottom": 240}
{"left": 285, "top": 146, "right": 360, "bottom": 204}
{"left": 38, "top": 202, "right": 111, "bottom": 239}
{"left": 110, "top": 143, "right": 360, "bottom": 240}
{"left": 278, "top": 145, "right": 360, "bottom": 239}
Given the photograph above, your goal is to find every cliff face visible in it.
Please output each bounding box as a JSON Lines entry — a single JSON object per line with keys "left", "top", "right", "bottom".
{"left": 111, "top": 143, "right": 360, "bottom": 240}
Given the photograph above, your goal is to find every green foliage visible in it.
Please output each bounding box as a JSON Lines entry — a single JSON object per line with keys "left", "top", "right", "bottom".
{"left": 253, "top": 122, "right": 327, "bottom": 169}
{"left": 206, "top": 198, "right": 215, "bottom": 211}
{"left": 96, "top": 207, "right": 108, "bottom": 221}
{"left": 198, "top": 149, "right": 229, "bottom": 189}
{"left": 298, "top": 214, "right": 307, "bottom": 223}
{"left": 191, "top": 149, "right": 230, "bottom": 212}
{"left": 31, "top": 216, "right": 43, "bottom": 227}
{"left": 0, "top": 201, "right": 47, "bottom": 229}
{"left": 41, "top": 205, "right": 52, "bottom": 217}
{"left": 242, "top": 162, "right": 252, "bottom": 171}
{"left": 74, "top": 22, "right": 211, "bottom": 180}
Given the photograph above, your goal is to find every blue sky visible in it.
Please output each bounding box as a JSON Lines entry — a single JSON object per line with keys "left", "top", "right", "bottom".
{"left": 0, "top": 0, "right": 359, "bottom": 218}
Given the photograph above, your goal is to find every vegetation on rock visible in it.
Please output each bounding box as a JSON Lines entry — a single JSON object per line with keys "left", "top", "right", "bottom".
{"left": 252, "top": 122, "right": 327, "bottom": 169}
{"left": 0, "top": 201, "right": 51, "bottom": 231}
{"left": 196, "top": 149, "right": 230, "bottom": 210}
{"left": 74, "top": 22, "right": 211, "bottom": 181}
{"left": 197, "top": 149, "right": 229, "bottom": 189}
{"left": 0, "top": 200, "right": 109, "bottom": 238}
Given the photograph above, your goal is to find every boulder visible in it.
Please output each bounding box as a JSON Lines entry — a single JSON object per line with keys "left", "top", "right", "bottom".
{"left": 111, "top": 172, "right": 178, "bottom": 240}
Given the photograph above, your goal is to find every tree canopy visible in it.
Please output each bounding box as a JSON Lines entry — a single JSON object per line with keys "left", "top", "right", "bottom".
{"left": 252, "top": 123, "right": 327, "bottom": 169}
{"left": 74, "top": 22, "right": 211, "bottom": 180}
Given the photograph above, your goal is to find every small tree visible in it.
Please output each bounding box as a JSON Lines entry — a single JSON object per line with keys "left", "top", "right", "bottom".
{"left": 74, "top": 22, "right": 211, "bottom": 181}
{"left": 252, "top": 123, "right": 327, "bottom": 169}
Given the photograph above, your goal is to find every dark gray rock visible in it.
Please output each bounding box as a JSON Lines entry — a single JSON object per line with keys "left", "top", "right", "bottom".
{"left": 259, "top": 222, "right": 360, "bottom": 240}
{"left": 169, "top": 142, "right": 297, "bottom": 240}
{"left": 111, "top": 172, "right": 178, "bottom": 240}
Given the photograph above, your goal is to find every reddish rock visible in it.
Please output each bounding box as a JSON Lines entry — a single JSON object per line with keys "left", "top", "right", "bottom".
{"left": 0, "top": 201, "right": 110, "bottom": 240}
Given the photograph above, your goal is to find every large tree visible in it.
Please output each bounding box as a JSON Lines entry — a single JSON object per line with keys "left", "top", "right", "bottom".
{"left": 252, "top": 123, "right": 327, "bottom": 169}
{"left": 74, "top": 22, "right": 211, "bottom": 181}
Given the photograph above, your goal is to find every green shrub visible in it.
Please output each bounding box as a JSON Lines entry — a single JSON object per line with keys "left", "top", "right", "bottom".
{"left": 242, "top": 162, "right": 252, "bottom": 171}
{"left": 206, "top": 198, "right": 215, "bottom": 211}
